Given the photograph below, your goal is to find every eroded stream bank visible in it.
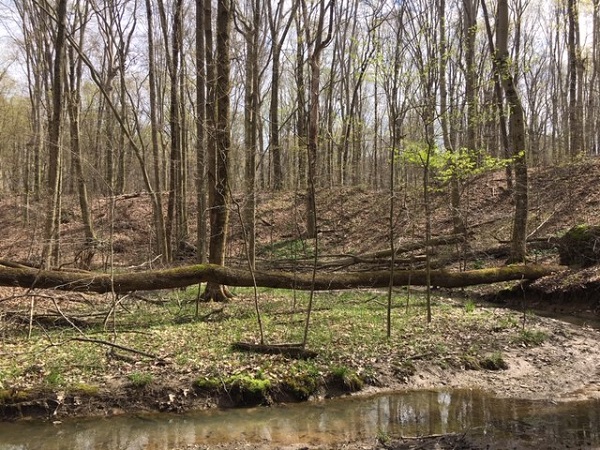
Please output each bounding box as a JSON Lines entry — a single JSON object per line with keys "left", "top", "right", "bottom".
{"left": 0, "top": 389, "right": 599, "bottom": 450}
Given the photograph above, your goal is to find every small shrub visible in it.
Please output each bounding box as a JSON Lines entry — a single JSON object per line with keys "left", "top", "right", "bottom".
{"left": 461, "top": 355, "right": 480, "bottom": 370}
{"left": 127, "top": 372, "right": 153, "bottom": 388}
{"left": 472, "top": 260, "right": 484, "bottom": 270}
{"left": 514, "top": 329, "right": 546, "bottom": 346}
{"left": 330, "top": 366, "right": 364, "bottom": 392}
{"left": 377, "top": 429, "right": 391, "bottom": 445}
{"left": 479, "top": 352, "right": 508, "bottom": 371}
{"left": 461, "top": 352, "right": 508, "bottom": 371}
{"left": 45, "top": 369, "right": 64, "bottom": 387}
{"left": 464, "top": 299, "right": 476, "bottom": 313}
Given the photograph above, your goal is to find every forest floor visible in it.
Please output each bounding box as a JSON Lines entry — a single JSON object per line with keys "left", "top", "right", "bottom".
{"left": 1, "top": 161, "right": 600, "bottom": 449}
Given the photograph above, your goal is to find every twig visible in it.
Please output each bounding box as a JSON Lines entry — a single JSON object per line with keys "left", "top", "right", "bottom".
{"left": 527, "top": 206, "right": 559, "bottom": 239}
{"left": 50, "top": 297, "right": 85, "bottom": 336}
{"left": 70, "top": 337, "right": 162, "bottom": 360}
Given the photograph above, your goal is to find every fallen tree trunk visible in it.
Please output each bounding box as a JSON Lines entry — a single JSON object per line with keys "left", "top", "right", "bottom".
{"left": 261, "top": 233, "right": 468, "bottom": 271}
{"left": 0, "top": 261, "right": 562, "bottom": 294}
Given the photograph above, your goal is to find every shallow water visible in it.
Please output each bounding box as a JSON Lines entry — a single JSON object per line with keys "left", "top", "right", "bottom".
{"left": 0, "top": 389, "right": 599, "bottom": 449}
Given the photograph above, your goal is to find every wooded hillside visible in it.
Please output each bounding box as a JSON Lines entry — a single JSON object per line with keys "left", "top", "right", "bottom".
{"left": 0, "top": 0, "right": 595, "bottom": 287}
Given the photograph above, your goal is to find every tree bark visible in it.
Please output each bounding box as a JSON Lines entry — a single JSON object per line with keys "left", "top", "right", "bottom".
{"left": 486, "top": 0, "right": 529, "bottom": 262}
{"left": 203, "top": 0, "right": 233, "bottom": 301}
{"left": 144, "top": 0, "right": 169, "bottom": 262}
{"left": 568, "top": 0, "right": 583, "bottom": 157}
{"left": 196, "top": 0, "right": 207, "bottom": 263}
{"left": 267, "top": 0, "right": 297, "bottom": 190}
{"left": 42, "top": 0, "right": 68, "bottom": 268}
{"left": 66, "top": 6, "right": 96, "bottom": 270}
{"left": 0, "top": 262, "right": 560, "bottom": 295}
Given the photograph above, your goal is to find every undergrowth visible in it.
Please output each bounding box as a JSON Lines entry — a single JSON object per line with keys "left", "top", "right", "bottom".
{"left": 0, "top": 287, "right": 539, "bottom": 401}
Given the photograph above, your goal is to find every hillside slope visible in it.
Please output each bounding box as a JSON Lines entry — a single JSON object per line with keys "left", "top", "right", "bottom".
{"left": 0, "top": 161, "right": 595, "bottom": 270}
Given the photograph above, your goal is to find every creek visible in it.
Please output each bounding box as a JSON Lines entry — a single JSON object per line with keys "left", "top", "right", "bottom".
{"left": 0, "top": 388, "right": 599, "bottom": 449}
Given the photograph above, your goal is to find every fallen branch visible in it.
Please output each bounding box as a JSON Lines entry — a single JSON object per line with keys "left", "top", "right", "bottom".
{"left": 231, "top": 341, "right": 318, "bottom": 359}
{"left": 0, "top": 261, "right": 562, "bottom": 294}
{"left": 263, "top": 233, "right": 468, "bottom": 271}
{"left": 70, "top": 337, "right": 161, "bottom": 360}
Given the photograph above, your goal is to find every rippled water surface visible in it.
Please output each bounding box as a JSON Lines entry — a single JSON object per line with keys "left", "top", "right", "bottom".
{"left": 1, "top": 389, "right": 599, "bottom": 449}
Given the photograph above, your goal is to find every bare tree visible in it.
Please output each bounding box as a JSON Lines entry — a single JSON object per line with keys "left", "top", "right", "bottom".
{"left": 301, "top": 0, "right": 334, "bottom": 239}
{"left": 235, "top": 0, "right": 264, "bottom": 269}
{"left": 203, "top": 0, "right": 233, "bottom": 302}
{"left": 144, "top": 0, "right": 169, "bottom": 262}
{"left": 482, "top": 0, "right": 528, "bottom": 262}
{"left": 66, "top": 0, "right": 97, "bottom": 269}
{"left": 267, "top": 0, "right": 298, "bottom": 190}
{"left": 16, "top": 0, "right": 51, "bottom": 207}
{"left": 568, "top": 0, "right": 583, "bottom": 157}
{"left": 41, "top": 0, "right": 68, "bottom": 268}
{"left": 196, "top": 0, "right": 208, "bottom": 263}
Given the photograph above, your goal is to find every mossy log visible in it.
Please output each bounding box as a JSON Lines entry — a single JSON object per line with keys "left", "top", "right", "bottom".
{"left": 558, "top": 224, "right": 600, "bottom": 267}
{"left": 0, "top": 261, "right": 561, "bottom": 294}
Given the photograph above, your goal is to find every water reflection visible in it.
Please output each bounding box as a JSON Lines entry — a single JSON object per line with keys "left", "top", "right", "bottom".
{"left": 0, "top": 389, "right": 599, "bottom": 449}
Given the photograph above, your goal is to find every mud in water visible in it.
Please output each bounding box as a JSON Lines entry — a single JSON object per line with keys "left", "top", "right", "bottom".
{"left": 0, "top": 389, "right": 599, "bottom": 449}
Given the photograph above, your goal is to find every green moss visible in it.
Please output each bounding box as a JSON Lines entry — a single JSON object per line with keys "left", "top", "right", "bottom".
{"left": 283, "top": 372, "right": 320, "bottom": 400}
{"left": 0, "top": 389, "right": 30, "bottom": 403}
{"left": 564, "top": 224, "right": 589, "bottom": 239}
{"left": 71, "top": 383, "right": 100, "bottom": 396}
{"left": 194, "top": 376, "right": 222, "bottom": 391}
{"left": 227, "top": 374, "right": 271, "bottom": 393}
{"left": 225, "top": 374, "right": 272, "bottom": 405}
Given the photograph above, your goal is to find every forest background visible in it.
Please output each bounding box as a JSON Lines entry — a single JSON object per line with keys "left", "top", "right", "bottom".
{"left": 0, "top": 0, "right": 594, "bottom": 294}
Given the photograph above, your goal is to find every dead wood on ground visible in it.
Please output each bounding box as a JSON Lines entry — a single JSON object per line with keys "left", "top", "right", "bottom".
{"left": 0, "top": 261, "right": 562, "bottom": 295}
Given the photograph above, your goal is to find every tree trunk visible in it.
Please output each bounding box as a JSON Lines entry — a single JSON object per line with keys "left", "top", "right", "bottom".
{"left": 241, "top": 0, "right": 260, "bottom": 270}
{"left": 144, "top": 0, "right": 169, "bottom": 262}
{"left": 440, "top": 0, "right": 465, "bottom": 234}
{"left": 303, "top": 0, "right": 334, "bottom": 238}
{"left": 66, "top": 9, "right": 96, "bottom": 270}
{"left": 295, "top": 13, "right": 307, "bottom": 189}
{"left": 0, "top": 261, "right": 560, "bottom": 294}
{"left": 486, "top": 0, "right": 529, "bottom": 262}
{"left": 196, "top": 0, "right": 207, "bottom": 263}
{"left": 203, "top": 0, "right": 233, "bottom": 302}
{"left": 268, "top": 0, "right": 297, "bottom": 190}
{"left": 568, "top": 0, "right": 583, "bottom": 157}
{"left": 42, "top": 0, "right": 68, "bottom": 268}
